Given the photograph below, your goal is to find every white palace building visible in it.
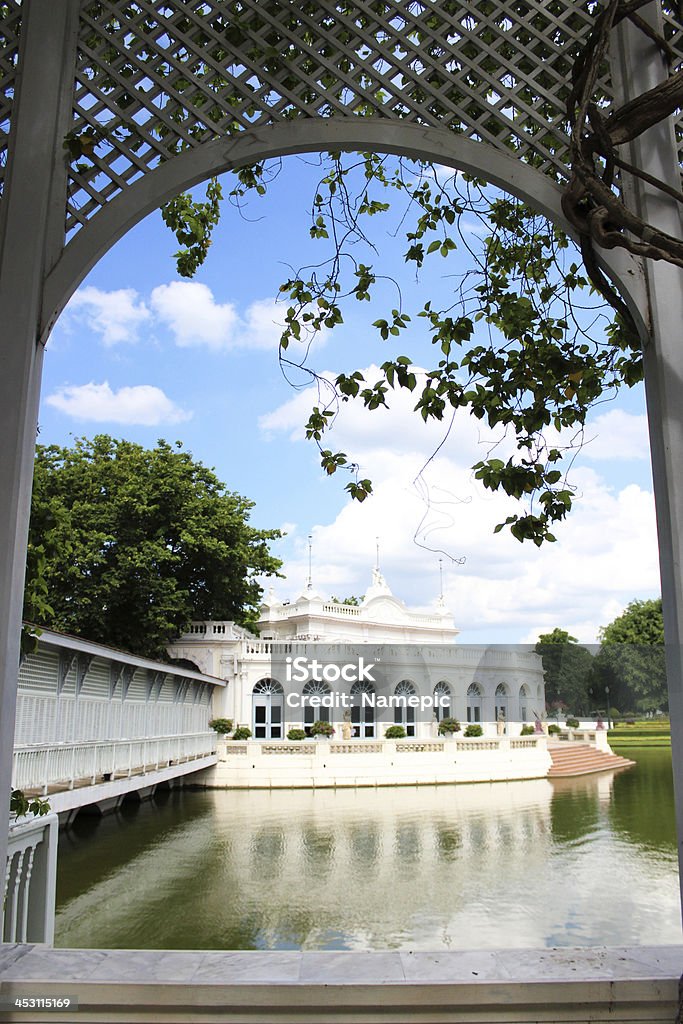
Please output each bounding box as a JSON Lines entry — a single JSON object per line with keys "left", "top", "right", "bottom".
{"left": 168, "top": 569, "right": 547, "bottom": 742}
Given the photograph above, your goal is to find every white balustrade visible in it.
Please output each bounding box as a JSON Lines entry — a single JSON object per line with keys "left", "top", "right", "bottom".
{"left": 4, "top": 813, "right": 58, "bottom": 944}
{"left": 12, "top": 732, "right": 217, "bottom": 794}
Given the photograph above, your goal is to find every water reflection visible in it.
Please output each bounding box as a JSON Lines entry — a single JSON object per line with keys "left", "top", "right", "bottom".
{"left": 55, "top": 748, "right": 682, "bottom": 951}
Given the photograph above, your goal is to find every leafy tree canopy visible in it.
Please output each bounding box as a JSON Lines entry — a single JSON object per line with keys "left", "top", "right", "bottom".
{"left": 535, "top": 628, "right": 596, "bottom": 715}
{"left": 24, "top": 436, "right": 282, "bottom": 659}
{"left": 596, "top": 598, "right": 667, "bottom": 712}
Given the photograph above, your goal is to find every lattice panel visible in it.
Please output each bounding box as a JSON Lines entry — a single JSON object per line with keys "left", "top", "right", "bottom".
{"left": 67, "top": 0, "right": 611, "bottom": 233}
{"left": 661, "top": 1, "right": 683, "bottom": 180}
{"left": 0, "top": 0, "right": 22, "bottom": 200}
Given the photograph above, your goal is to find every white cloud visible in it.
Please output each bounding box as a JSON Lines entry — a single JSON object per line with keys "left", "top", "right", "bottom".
{"left": 66, "top": 286, "right": 150, "bottom": 346}
{"left": 580, "top": 409, "right": 650, "bottom": 461}
{"left": 150, "top": 282, "right": 283, "bottom": 351}
{"left": 261, "top": 366, "right": 659, "bottom": 643}
{"left": 45, "top": 382, "right": 191, "bottom": 426}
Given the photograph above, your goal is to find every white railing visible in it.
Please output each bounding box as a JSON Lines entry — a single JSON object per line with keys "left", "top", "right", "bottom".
{"left": 220, "top": 736, "right": 546, "bottom": 757}
{"left": 4, "top": 813, "right": 58, "bottom": 944}
{"left": 12, "top": 732, "right": 217, "bottom": 794}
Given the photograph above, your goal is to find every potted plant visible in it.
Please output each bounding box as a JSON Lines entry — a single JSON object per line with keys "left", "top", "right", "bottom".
{"left": 232, "top": 726, "right": 252, "bottom": 740}
{"left": 520, "top": 724, "right": 535, "bottom": 736}
{"left": 547, "top": 723, "right": 562, "bottom": 736}
{"left": 438, "top": 717, "right": 461, "bottom": 736}
{"left": 209, "top": 717, "right": 233, "bottom": 735}
{"left": 310, "top": 720, "right": 335, "bottom": 738}
{"left": 384, "top": 724, "right": 406, "bottom": 739}
{"left": 464, "top": 723, "right": 484, "bottom": 737}
{"left": 287, "top": 728, "right": 307, "bottom": 741}
{"left": 565, "top": 717, "right": 580, "bottom": 730}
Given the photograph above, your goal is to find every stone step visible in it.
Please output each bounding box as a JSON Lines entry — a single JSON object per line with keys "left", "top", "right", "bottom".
{"left": 547, "top": 744, "right": 635, "bottom": 778}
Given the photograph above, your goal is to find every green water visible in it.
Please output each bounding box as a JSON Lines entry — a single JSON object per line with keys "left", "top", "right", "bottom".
{"left": 55, "top": 747, "right": 681, "bottom": 951}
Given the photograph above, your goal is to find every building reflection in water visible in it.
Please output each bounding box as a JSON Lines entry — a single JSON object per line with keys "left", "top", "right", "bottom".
{"left": 55, "top": 760, "right": 681, "bottom": 952}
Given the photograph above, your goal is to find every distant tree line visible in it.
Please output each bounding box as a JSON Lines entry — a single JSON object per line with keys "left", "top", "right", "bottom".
{"left": 536, "top": 599, "right": 667, "bottom": 717}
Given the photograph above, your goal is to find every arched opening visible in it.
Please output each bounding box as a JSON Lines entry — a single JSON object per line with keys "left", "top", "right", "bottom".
{"left": 351, "top": 680, "right": 375, "bottom": 739}
{"left": 467, "top": 683, "right": 482, "bottom": 725}
{"left": 302, "top": 679, "right": 331, "bottom": 736}
{"left": 519, "top": 684, "right": 531, "bottom": 723}
{"left": 252, "top": 678, "right": 284, "bottom": 740}
{"left": 394, "top": 679, "right": 417, "bottom": 737}
{"left": 433, "top": 681, "right": 452, "bottom": 723}
{"left": 495, "top": 683, "right": 510, "bottom": 726}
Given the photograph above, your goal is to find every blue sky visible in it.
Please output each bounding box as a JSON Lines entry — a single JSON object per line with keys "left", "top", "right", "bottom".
{"left": 41, "top": 156, "right": 659, "bottom": 644}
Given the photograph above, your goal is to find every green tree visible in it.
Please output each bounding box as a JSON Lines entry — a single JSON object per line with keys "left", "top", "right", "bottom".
{"left": 24, "top": 436, "right": 282, "bottom": 658}
{"left": 596, "top": 599, "right": 667, "bottom": 714}
{"left": 535, "top": 628, "right": 596, "bottom": 716}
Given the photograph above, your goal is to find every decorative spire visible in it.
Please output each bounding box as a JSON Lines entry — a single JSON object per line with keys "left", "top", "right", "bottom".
{"left": 438, "top": 558, "right": 444, "bottom": 605}
{"left": 375, "top": 535, "right": 380, "bottom": 573}
{"left": 306, "top": 533, "right": 313, "bottom": 591}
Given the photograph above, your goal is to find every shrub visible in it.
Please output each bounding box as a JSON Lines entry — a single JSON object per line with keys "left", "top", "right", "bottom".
{"left": 438, "top": 717, "right": 461, "bottom": 735}
{"left": 565, "top": 717, "right": 580, "bottom": 729}
{"left": 547, "top": 723, "right": 561, "bottom": 735}
{"left": 464, "top": 724, "right": 484, "bottom": 737}
{"left": 232, "top": 726, "right": 252, "bottom": 740}
{"left": 520, "top": 724, "right": 535, "bottom": 736}
{"left": 385, "top": 724, "right": 406, "bottom": 739}
{"left": 209, "top": 718, "right": 233, "bottom": 734}
{"left": 287, "top": 728, "right": 307, "bottom": 741}
{"left": 310, "top": 720, "right": 335, "bottom": 737}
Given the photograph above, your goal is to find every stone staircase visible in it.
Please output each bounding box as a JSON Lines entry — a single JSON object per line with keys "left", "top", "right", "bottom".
{"left": 548, "top": 742, "right": 636, "bottom": 778}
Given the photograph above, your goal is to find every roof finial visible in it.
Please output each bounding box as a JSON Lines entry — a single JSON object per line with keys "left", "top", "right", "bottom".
{"left": 307, "top": 533, "right": 313, "bottom": 591}
{"left": 439, "top": 557, "right": 444, "bottom": 602}
{"left": 375, "top": 536, "right": 380, "bottom": 573}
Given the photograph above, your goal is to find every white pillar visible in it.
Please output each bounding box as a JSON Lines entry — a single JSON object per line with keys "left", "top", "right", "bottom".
{"left": 611, "top": 13, "right": 683, "bottom": 911}
{"left": 0, "top": 2, "right": 78, "bottom": 874}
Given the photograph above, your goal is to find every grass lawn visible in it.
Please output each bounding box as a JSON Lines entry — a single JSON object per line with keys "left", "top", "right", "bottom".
{"left": 608, "top": 720, "right": 671, "bottom": 747}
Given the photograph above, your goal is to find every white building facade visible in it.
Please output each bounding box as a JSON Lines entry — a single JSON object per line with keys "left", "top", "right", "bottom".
{"left": 168, "top": 572, "right": 546, "bottom": 741}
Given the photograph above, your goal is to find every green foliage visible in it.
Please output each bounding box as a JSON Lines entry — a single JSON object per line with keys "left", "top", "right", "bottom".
{"left": 10, "top": 789, "right": 50, "bottom": 818}
{"left": 520, "top": 724, "right": 535, "bottom": 735}
{"left": 209, "top": 718, "right": 233, "bottom": 735}
{"left": 329, "top": 595, "right": 361, "bottom": 606}
{"left": 535, "top": 628, "right": 596, "bottom": 715}
{"left": 160, "top": 177, "right": 223, "bottom": 277}
{"left": 24, "top": 436, "right": 282, "bottom": 659}
{"left": 437, "top": 717, "right": 461, "bottom": 735}
{"left": 384, "top": 724, "right": 406, "bottom": 738}
{"left": 597, "top": 599, "right": 667, "bottom": 713}
{"left": 464, "top": 724, "right": 483, "bottom": 737}
{"left": 232, "top": 726, "right": 252, "bottom": 740}
{"left": 287, "top": 728, "right": 307, "bottom": 741}
{"left": 310, "top": 719, "right": 335, "bottom": 737}
{"left": 547, "top": 723, "right": 562, "bottom": 735}
{"left": 262, "top": 155, "right": 641, "bottom": 546}
{"left": 565, "top": 716, "right": 580, "bottom": 729}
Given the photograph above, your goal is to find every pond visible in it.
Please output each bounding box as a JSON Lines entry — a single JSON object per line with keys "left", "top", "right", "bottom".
{"left": 55, "top": 747, "right": 681, "bottom": 950}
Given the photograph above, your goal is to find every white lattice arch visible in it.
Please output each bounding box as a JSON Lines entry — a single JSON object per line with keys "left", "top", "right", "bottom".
{"left": 2, "top": 0, "right": 683, "bottom": 928}
{"left": 42, "top": 117, "right": 647, "bottom": 340}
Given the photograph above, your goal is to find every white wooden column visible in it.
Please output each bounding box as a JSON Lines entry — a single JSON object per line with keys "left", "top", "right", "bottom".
{"left": 611, "top": 13, "right": 683, "bottom": 912}
{"left": 0, "top": 2, "right": 78, "bottom": 876}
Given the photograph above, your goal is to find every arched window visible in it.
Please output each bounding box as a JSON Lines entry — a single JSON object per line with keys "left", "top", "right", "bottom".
{"left": 434, "top": 681, "right": 452, "bottom": 723}
{"left": 252, "top": 678, "right": 284, "bottom": 740}
{"left": 394, "top": 679, "right": 417, "bottom": 736}
{"left": 302, "top": 679, "right": 331, "bottom": 734}
{"left": 519, "top": 684, "right": 531, "bottom": 722}
{"left": 495, "top": 682, "right": 510, "bottom": 724}
{"left": 351, "top": 680, "right": 375, "bottom": 738}
{"left": 467, "top": 682, "right": 482, "bottom": 724}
